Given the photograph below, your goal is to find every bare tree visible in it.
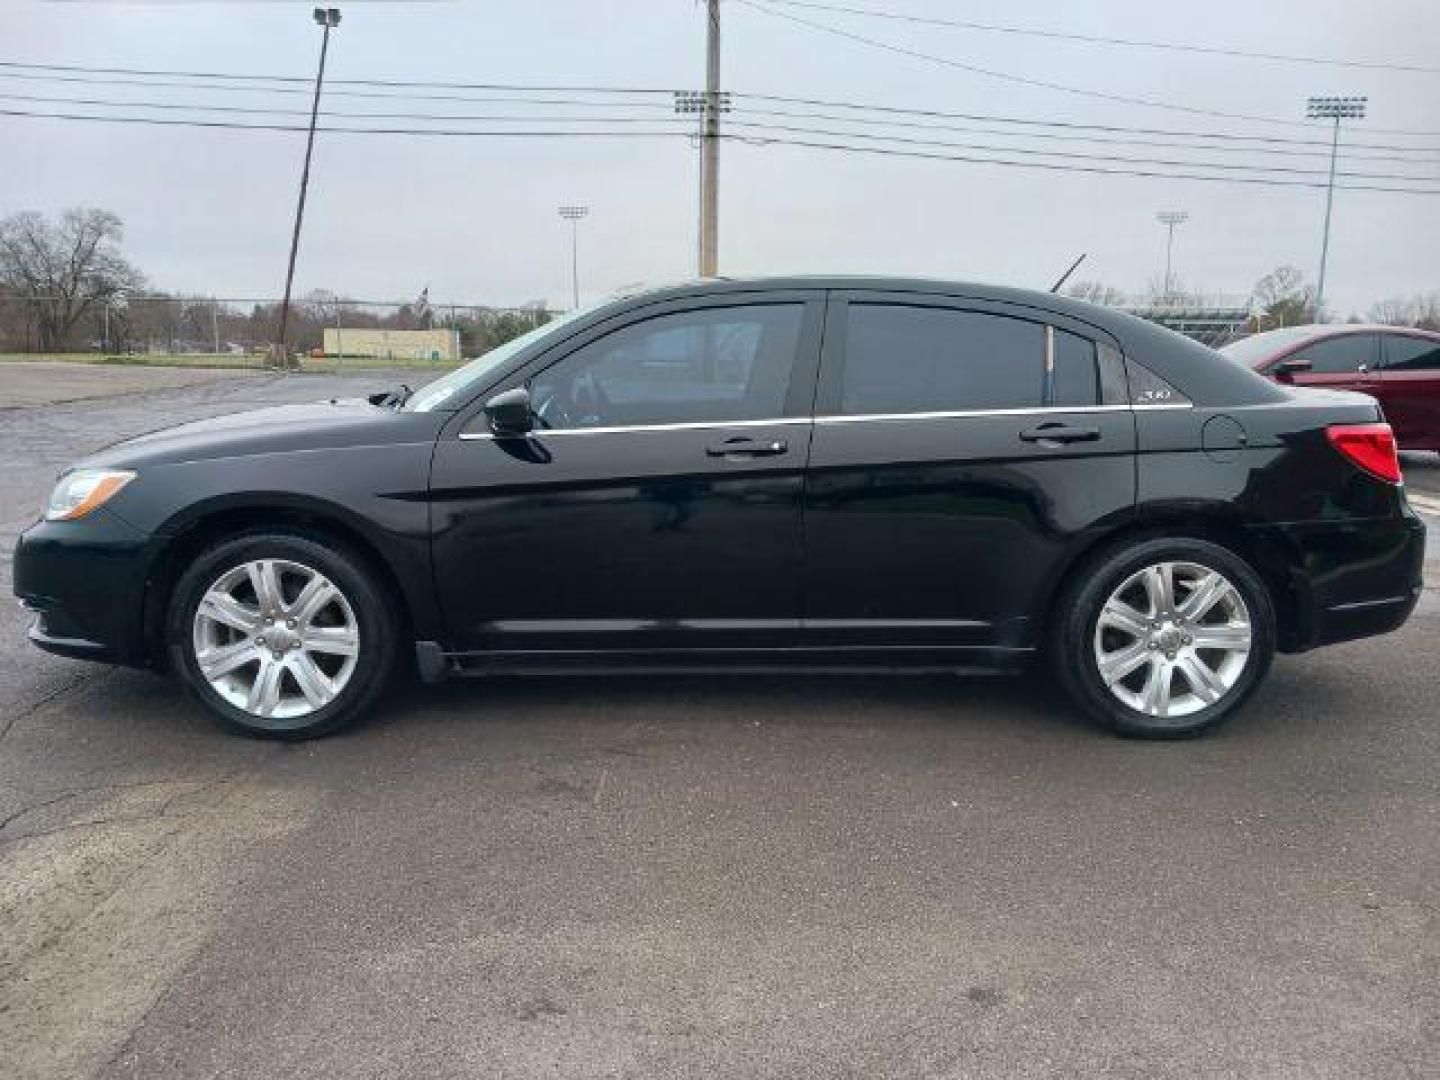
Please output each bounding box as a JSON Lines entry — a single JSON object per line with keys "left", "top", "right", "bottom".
{"left": 1251, "top": 265, "right": 1314, "bottom": 330}
{"left": 0, "top": 207, "right": 144, "bottom": 351}
{"left": 1368, "top": 291, "right": 1440, "bottom": 331}
{"left": 1065, "top": 281, "right": 1129, "bottom": 306}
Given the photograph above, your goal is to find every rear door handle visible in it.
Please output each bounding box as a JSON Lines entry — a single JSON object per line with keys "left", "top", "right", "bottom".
{"left": 706, "top": 435, "right": 788, "bottom": 457}
{"left": 1019, "top": 422, "right": 1101, "bottom": 445}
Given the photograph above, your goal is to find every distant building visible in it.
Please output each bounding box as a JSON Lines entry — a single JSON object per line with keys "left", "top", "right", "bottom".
{"left": 323, "top": 327, "right": 460, "bottom": 362}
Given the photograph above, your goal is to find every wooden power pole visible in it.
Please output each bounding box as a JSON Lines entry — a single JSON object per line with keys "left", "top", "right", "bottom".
{"left": 699, "top": 0, "right": 721, "bottom": 278}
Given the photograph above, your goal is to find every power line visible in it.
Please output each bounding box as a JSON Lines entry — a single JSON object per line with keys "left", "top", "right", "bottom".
{"left": 5, "top": 86, "right": 1433, "bottom": 172}
{"left": 724, "top": 120, "right": 1440, "bottom": 183}
{"left": 737, "top": 105, "right": 1440, "bottom": 164}
{"left": 733, "top": 91, "right": 1440, "bottom": 152}
{"left": 0, "top": 60, "right": 674, "bottom": 95}
{"left": 733, "top": 0, "right": 1440, "bottom": 137}
{"left": 5, "top": 104, "right": 1437, "bottom": 194}
{"left": 725, "top": 133, "right": 1440, "bottom": 195}
{"left": 760, "top": 0, "right": 1440, "bottom": 75}
{"left": 0, "top": 90, "right": 692, "bottom": 125}
{"left": 0, "top": 69, "right": 680, "bottom": 110}
{"left": 0, "top": 107, "right": 694, "bottom": 138}
{"left": 12, "top": 86, "right": 1439, "bottom": 176}
{"left": 4, "top": 58, "right": 1439, "bottom": 150}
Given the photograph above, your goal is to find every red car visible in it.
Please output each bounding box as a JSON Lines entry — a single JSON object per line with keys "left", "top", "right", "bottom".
{"left": 1221, "top": 325, "right": 1440, "bottom": 450}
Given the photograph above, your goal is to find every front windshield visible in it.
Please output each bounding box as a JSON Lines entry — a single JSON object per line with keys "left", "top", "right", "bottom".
{"left": 405, "top": 303, "right": 602, "bottom": 412}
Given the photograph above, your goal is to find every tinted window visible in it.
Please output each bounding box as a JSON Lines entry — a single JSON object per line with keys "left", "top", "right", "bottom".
{"left": 1385, "top": 334, "right": 1440, "bottom": 372}
{"left": 1288, "top": 334, "right": 1373, "bottom": 374}
{"left": 1051, "top": 330, "right": 1100, "bottom": 407}
{"left": 841, "top": 305, "right": 1044, "bottom": 414}
{"left": 530, "top": 304, "right": 804, "bottom": 429}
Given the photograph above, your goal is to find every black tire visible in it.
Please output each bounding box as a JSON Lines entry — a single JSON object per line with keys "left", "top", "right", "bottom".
{"left": 166, "top": 530, "right": 397, "bottom": 739}
{"left": 1050, "top": 536, "right": 1276, "bottom": 738}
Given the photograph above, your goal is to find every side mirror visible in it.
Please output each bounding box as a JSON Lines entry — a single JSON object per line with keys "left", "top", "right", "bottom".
{"left": 484, "top": 386, "right": 534, "bottom": 435}
{"left": 1272, "top": 356, "right": 1313, "bottom": 378}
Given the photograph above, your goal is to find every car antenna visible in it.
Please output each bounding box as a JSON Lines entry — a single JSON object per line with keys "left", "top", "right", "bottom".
{"left": 1050, "top": 253, "right": 1087, "bottom": 293}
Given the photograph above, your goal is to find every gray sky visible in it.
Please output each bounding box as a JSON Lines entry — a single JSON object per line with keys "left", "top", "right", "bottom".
{"left": 5, "top": 0, "right": 1438, "bottom": 316}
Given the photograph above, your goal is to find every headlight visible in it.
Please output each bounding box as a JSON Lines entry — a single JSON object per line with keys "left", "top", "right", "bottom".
{"left": 44, "top": 468, "right": 137, "bottom": 522}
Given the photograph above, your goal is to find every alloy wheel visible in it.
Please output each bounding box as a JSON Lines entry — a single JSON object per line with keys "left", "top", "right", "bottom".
{"left": 191, "top": 558, "right": 360, "bottom": 720}
{"left": 1092, "top": 560, "right": 1252, "bottom": 719}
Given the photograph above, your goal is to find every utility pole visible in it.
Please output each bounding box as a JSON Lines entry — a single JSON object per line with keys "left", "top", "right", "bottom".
{"left": 700, "top": 0, "right": 721, "bottom": 277}
{"left": 1156, "top": 210, "right": 1188, "bottom": 300}
{"left": 558, "top": 205, "right": 589, "bottom": 309}
{"left": 1307, "top": 95, "right": 1366, "bottom": 322}
{"left": 277, "top": 6, "right": 341, "bottom": 368}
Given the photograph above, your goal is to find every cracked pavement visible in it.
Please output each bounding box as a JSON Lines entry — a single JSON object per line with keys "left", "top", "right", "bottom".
{"left": 0, "top": 363, "right": 1437, "bottom": 1079}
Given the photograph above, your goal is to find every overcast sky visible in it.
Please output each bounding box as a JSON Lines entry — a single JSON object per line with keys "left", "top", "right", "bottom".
{"left": 5, "top": 0, "right": 1438, "bottom": 316}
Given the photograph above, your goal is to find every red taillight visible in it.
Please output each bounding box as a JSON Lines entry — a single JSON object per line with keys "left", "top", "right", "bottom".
{"left": 1326, "top": 423, "right": 1402, "bottom": 483}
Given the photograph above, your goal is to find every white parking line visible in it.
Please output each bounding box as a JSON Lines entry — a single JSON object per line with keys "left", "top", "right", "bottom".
{"left": 1406, "top": 491, "right": 1440, "bottom": 518}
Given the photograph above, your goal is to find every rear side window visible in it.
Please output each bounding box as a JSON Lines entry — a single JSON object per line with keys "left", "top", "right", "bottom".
{"left": 1050, "top": 329, "right": 1101, "bottom": 408}
{"left": 840, "top": 305, "right": 1044, "bottom": 414}
{"left": 1385, "top": 335, "right": 1440, "bottom": 372}
{"left": 1287, "top": 334, "right": 1374, "bottom": 374}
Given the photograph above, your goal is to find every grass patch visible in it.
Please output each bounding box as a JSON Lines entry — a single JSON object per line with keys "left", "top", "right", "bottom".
{"left": 0, "top": 352, "right": 462, "bottom": 373}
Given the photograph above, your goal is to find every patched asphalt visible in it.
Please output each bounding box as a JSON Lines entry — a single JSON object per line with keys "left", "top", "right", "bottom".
{"left": 1, "top": 365, "right": 1436, "bottom": 1079}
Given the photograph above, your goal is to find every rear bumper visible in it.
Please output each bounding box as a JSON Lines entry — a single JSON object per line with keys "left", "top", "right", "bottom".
{"left": 1259, "top": 510, "right": 1426, "bottom": 652}
{"left": 12, "top": 510, "right": 153, "bottom": 667}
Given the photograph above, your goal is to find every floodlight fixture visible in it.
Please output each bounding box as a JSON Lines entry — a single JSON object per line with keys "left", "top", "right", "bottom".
{"left": 1307, "top": 96, "right": 1366, "bottom": 119}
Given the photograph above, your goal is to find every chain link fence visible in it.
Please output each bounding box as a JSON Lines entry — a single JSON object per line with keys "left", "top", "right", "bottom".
{"left": 0, "top": 295, "right": 559, "bottom": 369}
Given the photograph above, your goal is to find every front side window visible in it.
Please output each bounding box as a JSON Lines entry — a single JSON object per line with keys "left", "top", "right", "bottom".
{"left": 840, "top": 305, "right": 1046, "bottom": 414}
{"left": 1287, "top": 334, "right": 1375, "bottom": 374}
{"left": 530, "top": 304, "right": 804, "bottom": 430}
{"left": 1385, "top": 334, "right": 1440, "bottom": 372}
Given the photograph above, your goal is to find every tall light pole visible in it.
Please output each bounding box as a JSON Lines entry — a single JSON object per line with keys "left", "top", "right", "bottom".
{"left": 1156, "top": 210, "right": 1188, "bottom": 301}
{"left": 277, "top": 6, "right": 341, "bottom": 367}
{"left": 558, "top": 205, "right": 589, "bottom": 309}
{"left": 1307, "top": 95, "right": 1366, "bottom": 322}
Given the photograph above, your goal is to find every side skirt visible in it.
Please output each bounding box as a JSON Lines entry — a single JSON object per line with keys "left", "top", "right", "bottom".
{"left": 413, "top": 641, "right": 1033, "bottom": 682}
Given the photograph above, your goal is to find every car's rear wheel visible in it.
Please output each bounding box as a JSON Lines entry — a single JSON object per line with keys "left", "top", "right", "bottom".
{"left": 1052, "top": 537, "right": 1275, "bottom": 738}
{"left": 167, "top": 531, "right": 396, "bottom": 739}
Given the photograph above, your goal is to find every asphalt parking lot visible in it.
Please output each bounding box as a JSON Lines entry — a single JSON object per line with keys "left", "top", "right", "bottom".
{"left": 1, "top": 364, "right": 1437, "bottom": 1079}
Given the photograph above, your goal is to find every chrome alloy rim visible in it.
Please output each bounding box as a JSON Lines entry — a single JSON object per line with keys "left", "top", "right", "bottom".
{"left": 191, "top": 559, "right": 359, "bottom": 720}
{"left": 1092, "top": 561, "right": 1252, "bottom": 719}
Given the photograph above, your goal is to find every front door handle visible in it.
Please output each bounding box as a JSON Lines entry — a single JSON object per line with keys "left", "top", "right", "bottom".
{"left": 1019, "top": 422, "right": 1101, "bottom": 445}
{"left": 706, "top": 436, "right": 788, "bottom": 457}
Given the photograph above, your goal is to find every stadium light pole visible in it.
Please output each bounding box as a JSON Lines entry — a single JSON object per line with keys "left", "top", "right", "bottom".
{"left": 1156, "top": 210, "right": 1188, "bottom": 301}
{"left": 1307, "top": 95, "right": 1366, "bottom": 322}
{"left": 277, "top": 7, "right": 341, "bottom": 367}
{"left": 558, "top": 205, "right": 589, "bottom": 309}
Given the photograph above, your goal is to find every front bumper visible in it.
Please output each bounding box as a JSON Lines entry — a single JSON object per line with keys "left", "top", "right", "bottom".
{"left": 13, "top": 509, "right": 153, "bottom": 666}
{"left": 1261, "top": 509, "right": 1426, "bottom": 652}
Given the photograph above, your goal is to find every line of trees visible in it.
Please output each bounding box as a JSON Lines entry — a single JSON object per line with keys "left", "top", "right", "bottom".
{"left": 1069, "top": 263, "right": 1438, "bottom": 333}
{"left": 0, "top": 207, "right": 553, "bottom": 356}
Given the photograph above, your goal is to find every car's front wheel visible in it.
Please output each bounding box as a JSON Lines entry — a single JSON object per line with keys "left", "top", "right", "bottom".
{"left": 167, "top": 531, "right": 396, "bottom": 738}
{"left": 1052, "top": 537, "right": 1276, "bottom": 738}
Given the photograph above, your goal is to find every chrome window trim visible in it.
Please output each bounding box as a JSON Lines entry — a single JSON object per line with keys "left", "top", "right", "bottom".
{"left": 814, "top": 403, "right": 1188, "bottom": 424}
{"left": 456, "top": 402, "right": 1192, "bottom": 439}
{"left": 458, "top": 416, "right": 811, "bottom": 440}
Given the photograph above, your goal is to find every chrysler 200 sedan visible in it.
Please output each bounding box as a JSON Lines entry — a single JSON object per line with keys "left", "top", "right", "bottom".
{"left": 14, "top": 277, "right": 1426, "bottom": 739}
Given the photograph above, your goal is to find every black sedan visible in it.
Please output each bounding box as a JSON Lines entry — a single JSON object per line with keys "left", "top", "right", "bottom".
{"left": 14, "top": 277, "right": 1426, "bottom": 739}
